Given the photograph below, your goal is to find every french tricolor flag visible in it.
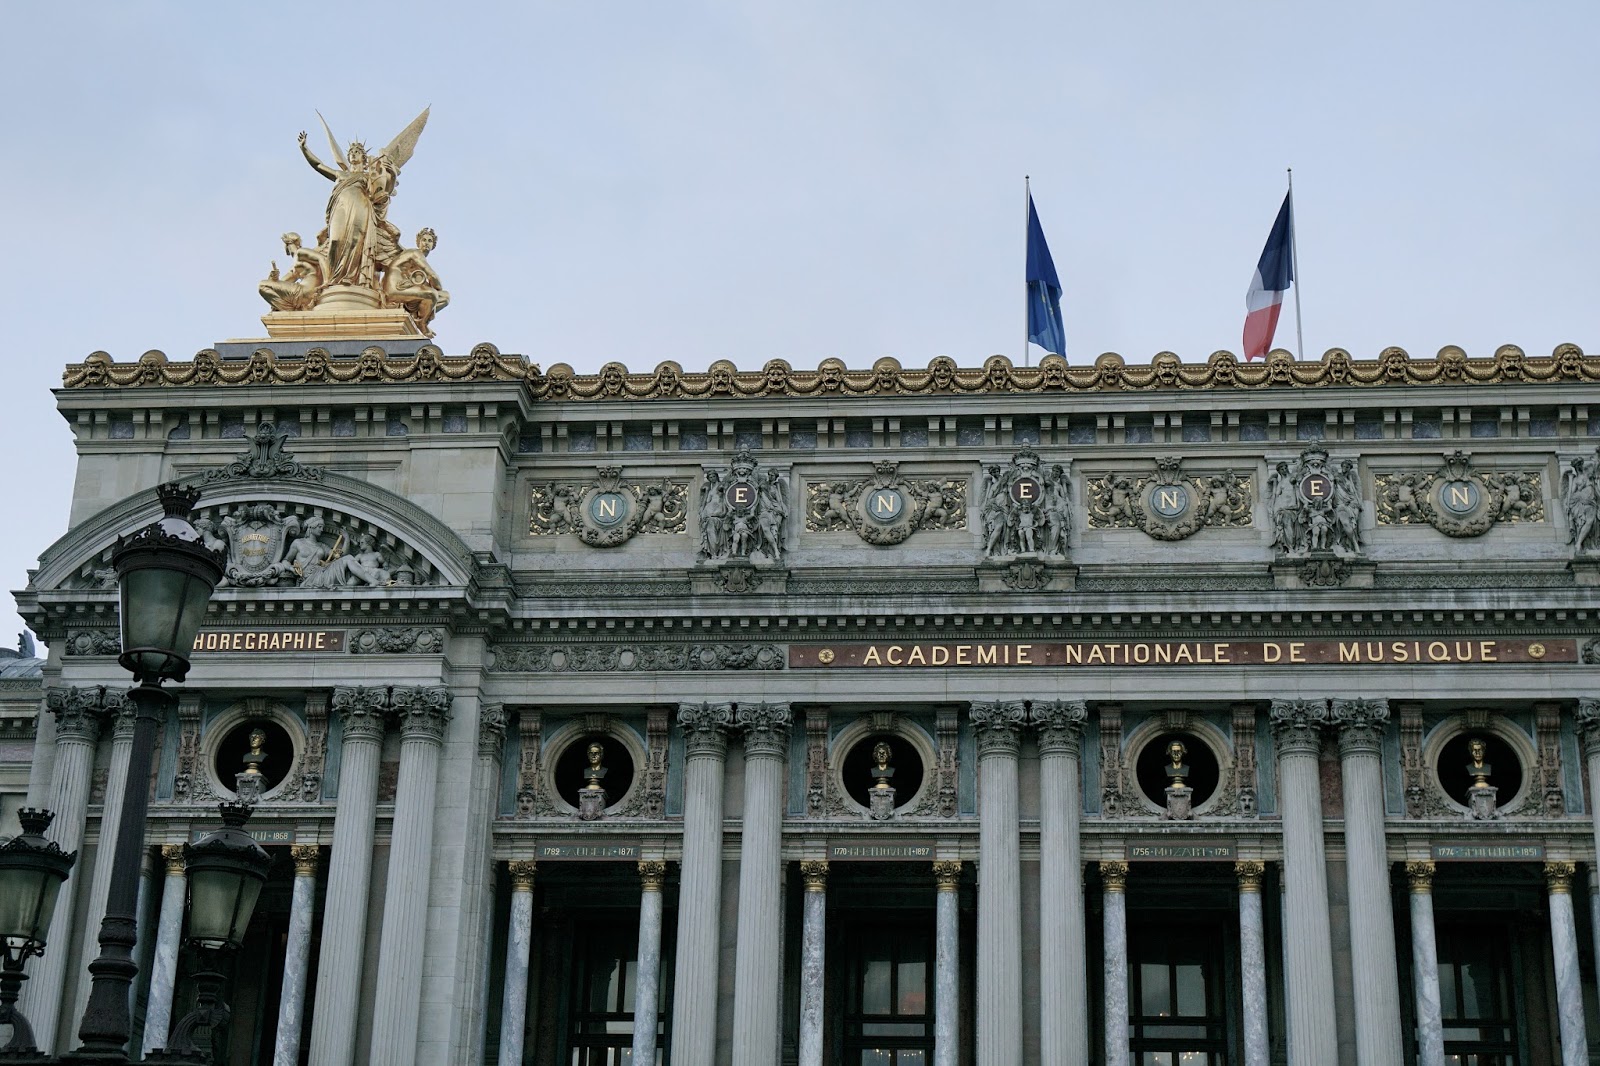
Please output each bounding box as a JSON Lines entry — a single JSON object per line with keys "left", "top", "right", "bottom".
{"left": 1243, "top": 190, "right": 1295, "bottom": 360}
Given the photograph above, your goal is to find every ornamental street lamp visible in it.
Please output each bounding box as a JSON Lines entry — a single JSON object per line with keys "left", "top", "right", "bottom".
{"left": 0, "top": 809, "right": 76, "bottom": 1055}
{"left": 145, "top": 803, "right": 270, "bottom": 1064}
{"left": 73, "top": 484, "right": 223, "bottom": 1061}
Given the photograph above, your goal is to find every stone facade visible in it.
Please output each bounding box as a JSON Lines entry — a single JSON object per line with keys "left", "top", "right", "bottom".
{"left": 7, "top": 343, "right": 1600, "bottom": 1064}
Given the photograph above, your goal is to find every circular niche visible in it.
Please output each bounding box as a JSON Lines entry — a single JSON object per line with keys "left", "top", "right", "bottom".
{"left": 1134, "top": 732, "right": 1221, "bottom": 809}
{"left": 840, "top": 734, "right": 925, "bottom": 810}
{"left": 213, "top": 719, "right": 295, "bottom": 795}
{"left": 1435, "top": 732, "right": 1523, "bottom": 809}
{"left": 552, "top": 734, "right": 637, "bottom": 810}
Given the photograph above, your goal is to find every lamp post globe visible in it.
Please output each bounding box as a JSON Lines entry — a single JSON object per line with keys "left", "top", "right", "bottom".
{"left": 0, "top": 808, "right": 76, "bottom": 1055}
{"left": 74, "top": 482, "right": 225, "bottom": 1060}
{"left": 111, "top": 483, "right": 225, "bottom": 684}
{"left": 143, "top": 804, "right": 271, "bottom": 1063}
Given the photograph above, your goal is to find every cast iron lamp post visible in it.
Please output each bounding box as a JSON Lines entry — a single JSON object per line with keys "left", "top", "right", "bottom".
{"left": 145, "top": 803, "right": 270, "bottom": 1064}
{"left": 73, "top": 484, "right": 223, "bottom": 1061}
{"left": 0, "top": 809, "right": 76, "bottom": 1055}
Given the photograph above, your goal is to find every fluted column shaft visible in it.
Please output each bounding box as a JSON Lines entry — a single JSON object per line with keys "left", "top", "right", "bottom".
{"left": 497, "top": 861, "right": 537, "bottom": 1066}
{"left": 20, "top": 688, "right": 111, "bottom": 1052}
{"left": 731, "top": 702, "right": 792, "bottom": 1066}
{"left": 1577, "top": 703, "right": 1600, "bottom": 973}
{"left": 1405, "top": 862, "right": 1445, "bottom": 1066}
{"left": 632, "top": 861, "right": 667, "bottom": 1064}
{"left": 71, "top": 701, "right": 138, "bottom": 1037}
{"left": 139, "top": 847, "right": 187, "bottom": 1054}
{"left": 971, "top": 701, "right": 1025, "bottom": 1066}
{"left": 1330, "top": 699, "right": 1403, "bottom": 1066}
{"left": 270, "top": 845, "right": 321, "bottom": 1066}
{"left": 1236, "top": 862, "right": 1270, "bottom": 1066}
{"left": 308, "top": 690, "right": 389, "bottom": 1066}
{"left": 669, "top": 702, "right": 734, "bottom": 1066}
{"left": 369, "top": 689, "right": 452, "bottom": 1066}
{"left": 933, "top": 860, "right": 962, "bottom": 1066}
{"left": 797, "top": 860, "right": 828, "bottom": 1066}
{"left": 1101, "top": 862, "right": 1130, "bottom": 1066}
{"left": 1032, "top": 700, "right": 1088, "bottom": 1066}
{"left": 1269, "top": 700, "right": 1339, "bottom": 1063}
{"left": 1545, "top": 862, "right": 1588, "bottom": 1066}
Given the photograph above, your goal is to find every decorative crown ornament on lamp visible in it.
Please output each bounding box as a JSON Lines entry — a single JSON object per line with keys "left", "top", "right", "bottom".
{"left": 0, "top": 808, "right": 76, "bottom": 1055}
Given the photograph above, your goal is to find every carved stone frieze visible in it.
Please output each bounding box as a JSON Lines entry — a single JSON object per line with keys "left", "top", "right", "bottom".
{"left": 349, "top": 627, "right": 445, "bottom": 654}
{"left": 199, "top": 422, "right": 325, "bottom": 484}
{"left": 529, "top": 466, "right": 689, "bottom": 546}
{"left": 1086, "top": 457, "right": 1252, "bottom": 541}
{"left": 1266, "top": 444, "right": 1362, "bottom": 557}
{"left": 1375, "top": 451, "right": 1544, "bottom": 537}
{"left": 301, "top": 692, "right": 328, "bottom": 802}
{"left": 980, "top": 449, "right": 1071, "bottom": 559}
{"left": 640, "top": 707, "right": 670, "bottom": 818}
{"left": 63, "top": 631, "right": 121, "bottom": 656}
{"left": 1533, "top": 702, "right": 1565, "bottom": 816}
{"left": 804, "top": 461, "right": 967, "bottom": 545}
{"left": 489, "top": 642, "right": 784, "bottom": 672}
{"left": 514, "top": 710, "right": 557, "bottom": 818}
{"left": 1099, "top": 703, "right": 1126, "bottom": 816}
{"left": 804, "top": 708, "right": 829, "bottom": 817}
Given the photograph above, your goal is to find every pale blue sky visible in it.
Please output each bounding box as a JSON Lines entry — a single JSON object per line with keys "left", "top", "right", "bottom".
{"left": 3, "top": 2, "right": 1596, "bottom": 641}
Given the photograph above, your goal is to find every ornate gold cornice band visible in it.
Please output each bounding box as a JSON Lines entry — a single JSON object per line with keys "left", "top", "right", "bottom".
{"left": 62, "top": 345, "right": 1599, "bottom": 395}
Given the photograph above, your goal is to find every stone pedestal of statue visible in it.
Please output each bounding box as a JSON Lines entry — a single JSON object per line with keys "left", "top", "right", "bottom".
{"left": 1164, "top": 786, "right": 1192, "bottom": 820}
{"left": 256, "top": 306, "right": 426, "bottom": 343}
{"left": 869, "top": 787, "right": 896, "bottom": 821}
{"left": 236, "top": 771, "right": 264, "bottom": 805}
{"left": 578, "top": 788, "right": 607, "bottom": 821}
{"left": 1467, "top": 784, "right": 1499, "bottom": 820}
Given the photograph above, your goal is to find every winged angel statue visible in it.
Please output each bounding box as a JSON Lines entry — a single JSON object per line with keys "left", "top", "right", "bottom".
{"left": 258, "top": 108, "right": 450, "bottom": 335}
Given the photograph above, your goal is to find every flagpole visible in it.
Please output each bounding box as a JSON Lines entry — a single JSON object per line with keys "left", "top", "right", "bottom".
{"left": 1023, "top": 175, "right": 1032, "bottom": 368}
{"left": 1288, "top": 168, "right": 1304, "bottom": 360}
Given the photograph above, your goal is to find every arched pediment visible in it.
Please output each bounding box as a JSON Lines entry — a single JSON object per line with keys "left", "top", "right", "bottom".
{"left": 31, "top": 470, "right": 478, "bottom": 593}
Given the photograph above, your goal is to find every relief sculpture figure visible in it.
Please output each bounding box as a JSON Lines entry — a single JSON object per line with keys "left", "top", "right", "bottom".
{"left": 1563, "top": 452, "right": 1600, "bottom": 553}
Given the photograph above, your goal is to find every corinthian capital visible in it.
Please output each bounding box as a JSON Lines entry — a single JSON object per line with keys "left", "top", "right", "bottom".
{"left": 1577, "top": 699, "right": 1600, "bottom": 757}
{"left": 969, "top": 701, "right": 1027, "bottom": 757}
{"left": 678, "top": 701, "right": 735, "bottom": 758}
{"left": 1329, "top": 698, "right": 1390, "bottom": 756}
{"left": 1030, "top": 700, "right": 1088, "bottom": 756}
{"left": 477, "top": 703, "right": 508, "bottom": 760}
{"left": 46, "top": 686, "right": 113, "bottom": 742}
{"left": 332, "top": 685, "right": 391, "bottom": 742}
{"left": 736, "top": 702, "right": 793, "bottom": 759}
{"left": 391, "top": 686, "right": 453, "bottom": 742}
{"left": 1269, "top": 699, "right": 1329, "bottom": 757}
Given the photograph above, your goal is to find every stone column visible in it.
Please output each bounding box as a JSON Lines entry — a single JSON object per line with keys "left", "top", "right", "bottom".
{"left": 1404, "top": 861, "right": 1445, "bottom": 1066}
{"left": 70, "top": 696, "right": 138, "bottom": 1033}
{"left": 1545, "top": 862, "right": 1588, "bottom": 1066}
{"left": 1101, "top": 861, "right": 1130, "bottom": 1066}
{"left": 308, "top": 686, "right": 390, "bottom": 1066}
{"left": 933, "top": 859, "right": 962, "bottom": 1066}
{"left": 632, "top": 860, "right": 667, "bottom": 1065}
{"left": 1030, "top": 700, "right": 1088, "bottom": 1066}
{"left": 20, "top": 686, "right": 110, "bottom": 1052}
{"left": 731, "top": 702, "right": 792, "bottom": 1066}
{"left": 1235, "top": 861, "right": 1269, "bottom": 1066}
{"left": 1268, "top": 699, "right": 1339, "bottom": 1063}
{"left": 970, "top": 700, "right": 1026, "bottom": 1066}
{"left": 271, "top": 845, "right": 321, "bottom": 1066}
{"left": 669, "top": 702, "right": 735, "bottom": 1066}
{"left": 369, "top": 687, "right": 453, "bottom": 1066}
{"left": 497, "top": 860, "right": 537, "bottom": 1066}
{"left": 797, "top": 860, "right": 828, "bottom": 1066}
{"left": 139, "top": 845, "right": 187, "bottom": 1054}
{"left": 1329, "top": 698, "right": 1403, "bottom": 1066}
{"left": 1575, "top": 700, "right": 1600, "bottom": 968}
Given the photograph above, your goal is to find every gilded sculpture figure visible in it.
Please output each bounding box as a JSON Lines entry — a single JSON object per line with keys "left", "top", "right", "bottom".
{"left": 256, "top": 109, "right": 449, "bottom": 337}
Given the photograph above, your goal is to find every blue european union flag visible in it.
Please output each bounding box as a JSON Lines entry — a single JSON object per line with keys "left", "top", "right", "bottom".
{"left": 1026, "top": 192, "right": 1066, "bottom": 357}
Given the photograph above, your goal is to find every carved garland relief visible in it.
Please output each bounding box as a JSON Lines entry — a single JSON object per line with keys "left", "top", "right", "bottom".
{"left": 804, "top": 461, "right": 967, "bottom": 545}
{"left": 1085, "top": 456, "right": 1252, "bottom": 541}
{"left": 529, "top": 466, "right": 689, "bottom": 545}
{"left": 1375, "top": 450, "right": 1544, "bottom": 537}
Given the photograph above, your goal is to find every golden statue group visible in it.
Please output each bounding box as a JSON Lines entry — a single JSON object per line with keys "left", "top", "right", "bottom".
{"left": 258, "top": 108, "right": 449, "bottom": 338}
